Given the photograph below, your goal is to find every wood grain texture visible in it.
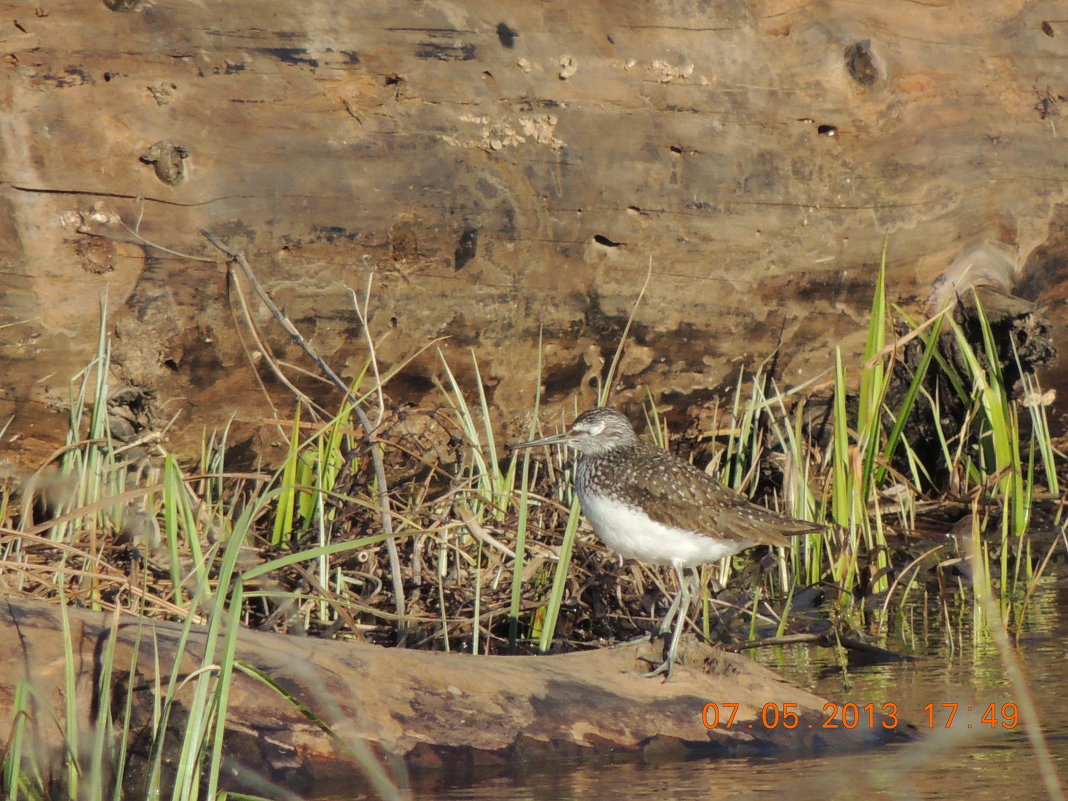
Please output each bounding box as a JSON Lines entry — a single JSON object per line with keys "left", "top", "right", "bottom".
{"left": 1, "top": 0, "right": 1065, "bottom": 469}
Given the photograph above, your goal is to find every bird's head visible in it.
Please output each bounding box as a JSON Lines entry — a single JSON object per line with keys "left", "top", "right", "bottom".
{"left": 508, "top": 407, "right": 639, "bottom": 456}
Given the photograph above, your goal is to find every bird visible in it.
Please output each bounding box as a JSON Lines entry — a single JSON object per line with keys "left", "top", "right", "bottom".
{"left": 508, "top": 406, "right": 818, "bottom": 677}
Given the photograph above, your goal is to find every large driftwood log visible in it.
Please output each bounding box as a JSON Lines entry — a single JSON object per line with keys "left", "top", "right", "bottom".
{"left": 0, "top": 597, "right": 909, "bottom": 795}
{"left": 1, "top": 0, "right": 1066, "bottom": 471}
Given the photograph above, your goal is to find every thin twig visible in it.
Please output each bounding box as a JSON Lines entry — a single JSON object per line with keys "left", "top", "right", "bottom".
{"left": 226, "top": 270, "right": 286, "bottom": 438}
{"left": 118, "top": 202, "right": 217, "bottom": 262}
{"left": 201, "top": 230, "right": 407, "bottom": 643}
{"left": 350, "top": 262, "right": 385, "bottom": 426}
{"left": 599, "top": 256, "right": 653, "bottom": 406}
{"left": 228, "top": 267, "right": 327, "bottom": 422}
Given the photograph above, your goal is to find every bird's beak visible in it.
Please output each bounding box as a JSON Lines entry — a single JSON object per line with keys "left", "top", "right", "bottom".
{"left": 507, "top": 429, "right": 576, "bottom": 452}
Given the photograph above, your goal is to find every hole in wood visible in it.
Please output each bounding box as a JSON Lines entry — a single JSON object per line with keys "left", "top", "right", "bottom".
{"left": 103, "top": 0, "right": 144, "bottom": 10}
{"left": 593, "top": 234, "right": 622, "bottom": 248}
{"left": 454, "top": 226, "right": 479, "bottom": 270}
{"left": 843, "top": 40, "right": 880, "bottom": 86}
{"left": 496, "top": 22, "right": 518, "bottom": 48}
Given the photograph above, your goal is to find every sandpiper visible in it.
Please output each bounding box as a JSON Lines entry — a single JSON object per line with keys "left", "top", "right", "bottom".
{"left": 509, "top": 407, "right": 817, "bottom": 677}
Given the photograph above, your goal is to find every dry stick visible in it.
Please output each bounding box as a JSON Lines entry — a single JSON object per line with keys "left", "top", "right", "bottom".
{"left": 201, "top": 231, "right": 407, "bottom": 643}
{"left": 350, "top": 279, "right": 386, "bottom": 427}
{"left": 226, "top": 270, "right": 290, "bottom": 436}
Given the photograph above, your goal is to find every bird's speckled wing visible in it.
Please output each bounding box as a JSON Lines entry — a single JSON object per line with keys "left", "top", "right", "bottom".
{"left": 600, "top": 442, "right": 819, "bottom": 547}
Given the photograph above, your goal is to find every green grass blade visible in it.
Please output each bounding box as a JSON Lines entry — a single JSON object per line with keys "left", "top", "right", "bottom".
{"left": 510, "top": 331, "right": 544, "bottom": 650}
{"left": 537, "top": 496, "right": 582, "bottom": 654}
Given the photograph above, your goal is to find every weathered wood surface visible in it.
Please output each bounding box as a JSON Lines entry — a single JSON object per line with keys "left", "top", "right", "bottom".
{"left": 0, "top": 596, "right": 909, "bottom": 794}
{"left": 1, "top": 0, "right": 1066, "bottom": 470}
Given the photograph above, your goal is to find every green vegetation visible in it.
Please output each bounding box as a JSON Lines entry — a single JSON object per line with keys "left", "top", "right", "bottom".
{"left": 1, "top": 304, "right": 405, "bottom": 801}
{"left": 1, "top": 247, "right": 1063, "bottom": 799}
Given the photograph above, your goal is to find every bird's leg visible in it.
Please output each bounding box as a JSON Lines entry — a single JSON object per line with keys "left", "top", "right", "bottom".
{"left": 624, "top": 568, "right": 683, "bottom": 650}
{"left": 655, "top": 575, "right": 684, "bottom": 636}
{"left": 639, "top": 563, "right": 691, "bottom": 678}
{"left": 663, "top": 564, "right": 692, "bottom": 672}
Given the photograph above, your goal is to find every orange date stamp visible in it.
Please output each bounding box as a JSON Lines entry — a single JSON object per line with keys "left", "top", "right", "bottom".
{"left": 700, "top": 701, "right": 1019, "bottom": 730}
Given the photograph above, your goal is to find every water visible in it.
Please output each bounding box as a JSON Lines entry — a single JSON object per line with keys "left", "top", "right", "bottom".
{"left": 398, "top": 583, "right": 1068, "bottom": 801}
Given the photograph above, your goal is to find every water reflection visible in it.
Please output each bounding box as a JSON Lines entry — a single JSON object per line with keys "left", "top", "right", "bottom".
{"left": 406, "top": 731, "right": 1039, "bottom": 800}
{"left": 352, "top": 581, "right": 1068, "bottom": 800}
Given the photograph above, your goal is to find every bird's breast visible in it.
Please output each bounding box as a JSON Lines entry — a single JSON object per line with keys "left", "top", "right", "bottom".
{"left": 578, "top": 491, "right": 750, "bottom": 568}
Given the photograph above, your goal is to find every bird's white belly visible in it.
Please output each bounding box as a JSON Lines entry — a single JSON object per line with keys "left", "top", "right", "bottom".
{"left": 579, "top": 493, "right": 749, "bottom": 568}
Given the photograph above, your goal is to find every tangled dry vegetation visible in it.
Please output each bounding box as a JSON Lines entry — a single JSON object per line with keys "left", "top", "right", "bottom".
{"left": 2, "top": 241, "right": 1065, "bottom": 666}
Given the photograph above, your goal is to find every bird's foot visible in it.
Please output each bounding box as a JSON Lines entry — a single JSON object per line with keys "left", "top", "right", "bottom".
{"left": 631, "top": 634, "right": 676, "bottom": 678}
{"left": 633, "top": 654, "right": 674, "bottom": 679}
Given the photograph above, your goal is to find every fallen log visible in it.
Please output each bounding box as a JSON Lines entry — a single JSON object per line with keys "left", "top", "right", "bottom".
{"left": 0, "top": 596, "right": 912, "bottom": 796}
